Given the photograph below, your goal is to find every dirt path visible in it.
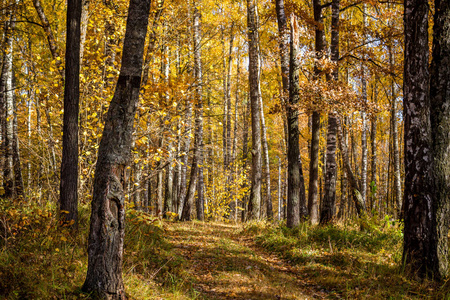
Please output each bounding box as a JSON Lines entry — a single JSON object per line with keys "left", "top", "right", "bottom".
{"left": 166, "top": 221, "right": 318, "bottom": 300}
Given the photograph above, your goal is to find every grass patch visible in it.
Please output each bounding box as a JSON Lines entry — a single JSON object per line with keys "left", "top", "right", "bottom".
{"left": 243, "top": 218, "right": 449, "bottom": 299}
{"left": 0, "top": 200, "right": 195, "bottom": 299}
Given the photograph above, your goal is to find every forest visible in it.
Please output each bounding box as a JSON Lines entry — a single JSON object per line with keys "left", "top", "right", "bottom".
{"left": 1, "top": 0, "right": 450, "bottom": 298}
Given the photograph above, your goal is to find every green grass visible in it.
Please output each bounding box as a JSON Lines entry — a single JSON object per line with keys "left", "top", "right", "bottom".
{"left": 242, "top": 218, "right": 450, "bottom": 299}
{"left": 0, "top": 200, "right": 195, "bottom": 299}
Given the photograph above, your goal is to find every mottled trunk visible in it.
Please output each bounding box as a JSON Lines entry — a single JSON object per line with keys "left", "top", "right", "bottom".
{"left": 429, "top": 0, "right": 450, "bottom": 279}
{"left": 79, "top": 0, "right": 89, "bottom": 62}
{"left": 402, "top": 0, "right": 433, "bottom": 278}
{"left": 82, "top": 0, "right": 150, "bottom": 297}
{"left": 275, "top": 0, "right": 289, "bottom": 96}
{"left": 389, "top": 47, "right": 402, "bottom": 218}
{"left": 286, "top": 15, "right": 301, "bottom": 228}
{"left": 277, "top": 156, "right": 282, "bottom": 221}
{"left": 320, "top": 0, "right": 339, "bottom": 224}
{"left": 308, "top": 111, "right": 320, "bottom": 224}
{"left": 320, "top": 114, "right": 337, "bottom": 224}
{"left": 370, "top": 82, "right": 378, "bottom": 211}
{"left": 2, "top": 14, "right": 15, "bottom": 199}
{"left": 194, "top": 3, "right": 204, "bottom": 221}
{"left": 309, "top": 0, "right": 324, "bottom": 225}
{"left": 360, "top": 4, "right": 368, "bottom": 207}
{"left": 260, "top": 96, "right": 272, "bottom": 220}
{"left": 60, "top": 0, "right": 81, "bottom": 227}
{"left": 164, "top": 143, "right": 173, "bottom": 215}
{"left": 181, "top": 3, "right": 203, "bottom": 221}
{"left": 241, "top": 97, "right": 250, "bottom": 221}
{"left": 247, "top": 0, "right": 262, "bottom": 220}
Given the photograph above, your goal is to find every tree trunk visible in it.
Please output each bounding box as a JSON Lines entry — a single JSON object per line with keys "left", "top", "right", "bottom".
{"left": 164, "top": 143, "right": 174, "bottom": 215}
{"left": 370, "top": 81, "right": 378, "bottom": 211}
{"left": 2, "top": 12, "right": 16, "bottom": 199}
{"left": 360, "top": 4, "right": 368, "bottom": 208}
{"left": 320, "top": 0, "right": 339, "bottom": 224}
{"left": 260, "top": 95, "right": 273, "bottom": 220}
{"left": 309, "top": 0, "right": 324, "bottom": 225}
{"left": 402, "top": 0, "right": 433, "bottom": 278}
{"left": 286, "top": 15, "right": 301, "bottom": 228}
{"left": 429, "top": 0, "right": 450, "bottom": 279}
{"left": 181, "top": 2, "right": 203, "bottom": 221}
{"left": 388, "top": 46, "right": 402, "bottom": 218}
{"left": 60, "top": 0, "right": 81, "bottom": 228}
{"left": 337, "top": 117, "right": 366, "bottom": 216}
{"left": 247, "top": 0, "right": 262, "bottom": 220}
{"left": 82, "top": 0, "right": 150, "bottom": 297}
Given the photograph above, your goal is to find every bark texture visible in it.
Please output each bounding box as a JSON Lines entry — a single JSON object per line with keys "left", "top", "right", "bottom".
{"left": 247, "top": 0, "right": 262, "bottom": 220}
{"left": 82, "top": 0, "right": 150, "bottom": 297}
{"left": 402, "top": 0, "right": 433, "bottom": 277}
{"left": 429, "top": 0, "right": 450, "bottom": 279}
{"left": 286, "top": 15, "right": 301, "bottom": 228}
{"left": 308, "top": 0, "right": 324, "bottom": 224}
{"left": 60, "top": 0, "right": 81, "bottom": 228}
{"left": 320, "top": 0, "right": 339, "bottom": 224}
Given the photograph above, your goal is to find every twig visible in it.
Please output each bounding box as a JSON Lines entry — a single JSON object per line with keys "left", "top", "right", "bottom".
{"left": 150, "top": 257, "right": 174, "bottom": 279}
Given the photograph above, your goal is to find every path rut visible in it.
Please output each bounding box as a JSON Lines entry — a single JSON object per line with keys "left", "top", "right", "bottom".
{"left": 166, "top": 221, "right": 320, "bottom": 300}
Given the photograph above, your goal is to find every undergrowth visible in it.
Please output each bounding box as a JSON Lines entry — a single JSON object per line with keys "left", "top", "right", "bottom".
{"left": 243, "top": 217, "right": 449, "bottom": 299}
{"left": 0, "top": 199, "right": 193, "bottom": 299}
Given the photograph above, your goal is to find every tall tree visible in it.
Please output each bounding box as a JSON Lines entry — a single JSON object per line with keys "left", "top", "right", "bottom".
{"left": 402, "top": 0, "right": 433, "bottom": 277}
{"left": 181, "top": 2, "right": 204, "bottom": 221}
{"left": 286, "top": 14, "right": 301, "bottom": 228}
{"left": 247, "top": 0, "right": 262, "bottom": 220}
{"left": 82, "top": 0, "right": 151, "bottom": 297}
{"left": 320, "top": 0, "right": 339, "bottom": 224}
{"left": 60, "top": 0, "right": 82, "bottom": 228}
{"left": 429, "top": 0, "right": 450, "bottom": 279}
{"left": 308, "top": 0, "right": 324, "bottom": 225}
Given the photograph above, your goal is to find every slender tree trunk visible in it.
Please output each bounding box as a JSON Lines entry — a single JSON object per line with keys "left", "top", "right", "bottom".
{"left": 82, "top": 0, "right": 150, "bottom": 297}
{"left": 389, "top": 47, "right": 402, "bottom": 218}
{"left": 370, "top": 81, "right": 378, "bottom": 211}
{"left": 429, "top": 0, "right": 450, "bottom": 279}
{"left": 181, "top": 2, "right": 203, "bottom": 221}
{"left": 360, "top": 4, "right": 368, "bottom": 208}
{"left": 320, "top": 0, "right": 339, "bottom": 224}
{"left": 2, "top": 12, "right": 15, "bottom": 199}
{"left": 164, "top": 143, "right": 174, "bottom": 215}
{"left": 241, "top": 96, "right": 250, "bottom": 221}
{"left": 60, "top": 0, "right": 81, "bottom": 227}
{"left": 309, "top": 0, "right": 324, "bottom": 224}
{"left": 286, "top": 15, "right": 301, "bottom": 228}
{"left": 260, "top": 95, "right": 273, "bottom": 220}
{"left": 247, "top": 0, "right": 262, "bottom": 220}
{"left": 402, "top": 0, "right": 433, "bottom": 278}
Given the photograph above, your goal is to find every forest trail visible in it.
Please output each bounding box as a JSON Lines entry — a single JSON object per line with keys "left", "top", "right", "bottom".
{"left": 166, "top": 221, "right": 324, "bottom": 300}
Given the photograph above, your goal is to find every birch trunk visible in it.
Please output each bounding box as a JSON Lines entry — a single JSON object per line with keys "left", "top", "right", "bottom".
{"left": 402, "top": 0, "right": 433, "bottom": 277}
{"left": 247, "top": 0, "right": 262, "bottom": 220}
{"left": 429, "top": 0, "right": 450, "bottom": 279}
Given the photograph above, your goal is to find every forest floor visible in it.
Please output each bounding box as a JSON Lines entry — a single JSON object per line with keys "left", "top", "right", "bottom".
{"left": 165, "top": 221, "right": 315, "bottom": 300}
{"left": 1, "top": 203, "right": 449, "bottom": 299}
